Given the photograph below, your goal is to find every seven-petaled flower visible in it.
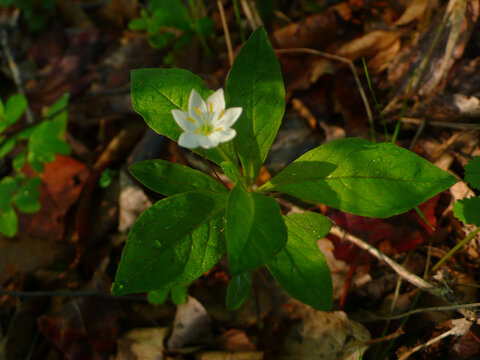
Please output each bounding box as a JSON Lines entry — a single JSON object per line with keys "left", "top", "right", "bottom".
{"left": 172, "top": 88, "right": 242, "bottom": 149}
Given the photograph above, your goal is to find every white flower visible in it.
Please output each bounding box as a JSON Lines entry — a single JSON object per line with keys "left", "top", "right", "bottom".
{"left": 172, "top": 88, "right": 242, "bottom": 149}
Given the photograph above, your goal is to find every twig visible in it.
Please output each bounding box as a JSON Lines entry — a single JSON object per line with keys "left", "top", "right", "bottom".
{"left": 330, "top": 226, "right": 444, "bottom": 297}
{"left": 275, "top": 48, "right": 374, "bottom": 136}
{"left": 0, "top": 13, "right": 35, "bottom": 124}
{"left": 217, "top": 0, "right": 234, "bottom": 66}
{"left": 379, "top": 302, "right": 480, "bottom": 321}
{"left": 397, "top": 318, "right": 472, "bottom": 360}
{"left": 401, "top": 117, "right": 480, "bottom": 130}
{"left": 240, "top": 0, "right": 257, "bottom": 29}
{"left": 0, "top": 289, "right": 144, "bottom": 301}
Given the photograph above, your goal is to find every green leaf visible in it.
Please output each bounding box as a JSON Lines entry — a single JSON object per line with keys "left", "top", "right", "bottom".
{"left": 28, "top": 120, "right": 71, "bottom": 172}
{"left": 99, "top": 168, "right": 115, "bottom": 188}
{"left": 0, "top": 98, "right": 4, "bottom": 118}
{"left": 130, "top": 68, "right": 229, "bottom": 164}
{"left": 453, "top": 197, "right": 480, "bottom": 226}
{"left": 464, "top": 157, "right": 480, "bottom": 191}
{"left": 12, "top": 152, "right": 26, "bottom": 170}
{"left": 147, "top": 288, "right": 170, "bottom": 305}
{"left": 0, "top": 205, "right": 18, "bottom": 237}
{"left": 151, "top": 0, "right": 190, "bottom": 30}
{"left": 128, "top": 17, "right": 147, "bottom": 31}
{"left": 130, "top": 159, "right": 226, "bottom": 196}
{"left": 171, "top": 284, "right": 188, "bottom": 305}
{"left": 226, "top": 184, "right": 287, "bottom": 275}
{"left": 220, "top": 161, "right": 239, "bottom": 183}
{"left": 226, "top": 272, "right": 252, "bottom": 310}
{"left": 267, "top": 212, "right": 332, "bottom": 311}
{"left": 12, "top": 177, "right": 42, "bottom": 214}
{"left": 0, "top": 176, "right": 17, "bottom": 210}
{"left": 44, "top": 93, "right": 69, "bottom": 126}
{"left": 226, "top": 27, "right": 285, "bottom": 183}
{"left": 112, "top": 190, "right": 227, "bottom": 295}
{"left": 0, "top": 137, "right": 15, "bottom": 158}
{"left": 5, "top": 94, "right": 27, "bottom": 125}
{"left": 148, "top": 33, "right": 173, "bottom": 49}
{"left": 259, "top": 138, "right": 457, "bottom": 218}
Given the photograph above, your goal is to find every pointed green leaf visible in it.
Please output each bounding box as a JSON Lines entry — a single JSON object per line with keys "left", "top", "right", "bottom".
{"left": 12, "top": 177, "right": 42, "bottom": 214}
{"left": 112, "top": 190, "right": 227, "bottom": 295}
{"left": 267, "top": 212, "right": 332, "bottom": 311}
{"left": 130, "top": 68, "right": 230, "bottom": 164}
{"left": 226, "top": 27, "right": 285, "bottom": 183}
{"left": 464, "top": 156, "right": 480, "bottom": 190}
{"left": 453, "top": 197, "right": 480, "bottom": 226}
{"left": 5, "top": 94, "right": 27, "bottom": 126}
{"left": 0, "top": 205, "right": 18, "bottom": 237}
{"left": 226, "top": 272, "right": 252, "bottom": 310}
{"left": 130, "top": 159, "right": 226, "bottom": 196}
{"left": 226, "top": 184, "right": 287, "bottom": 275}
{"left": 259, "top": 138, "right": 457, "bottom": 218}
{"left": 12, "top": 152, "right": 26, "bottom": 170}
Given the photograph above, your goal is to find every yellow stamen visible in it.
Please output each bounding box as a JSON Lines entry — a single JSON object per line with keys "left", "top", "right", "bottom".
{"left": 194, "top": 106, "right": 202, "bottom": 116}
{"left": 218, "top": 109, "right": 225, "bottom": 119}
{"left": 209, "top": 102, "right": 213, "bottom": 114}
{"left": 215, "top": 127, "right": 223, "bottom": 131}
{"left": 205, "top": 131, "right": 211, "bottom": 135}
{"left": 194, "top": 129, "right": 199, "bottom": 134}
{"left": 186, "top": 117, "right": 196, "bottom": 123}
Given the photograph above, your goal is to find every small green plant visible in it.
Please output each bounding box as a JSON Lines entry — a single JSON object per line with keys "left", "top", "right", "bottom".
{"left": 128, "top": 0, "right": 214, "bottom": 53}
{"left": 0, "top": 0, "right": 55, "bottom": 32}
{"left": 112, "top": 28, "right": 457, "bottom": 310}
{"left": 0, "top": 93, "right": 70, "bottom": 237}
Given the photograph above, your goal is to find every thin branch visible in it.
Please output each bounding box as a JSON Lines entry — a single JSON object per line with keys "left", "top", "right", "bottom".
{"left": 0, "top": 289, "right": 144, "bottom": 301}
{"left": 217, "top": 0, "right": 234, "bottom": 66}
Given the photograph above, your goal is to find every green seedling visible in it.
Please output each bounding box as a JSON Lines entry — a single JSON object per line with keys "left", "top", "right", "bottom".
{"left": 112, "top": 28, "right": 457, "bottom": 311}
{"left": 0, "top": 93, "right": 70, "bottom": 237}
{"left": 128, "top": 0, "right": 214, "bottom": 54}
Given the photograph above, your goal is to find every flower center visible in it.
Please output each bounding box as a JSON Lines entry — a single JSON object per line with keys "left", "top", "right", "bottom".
{"left": 199, "top": 122, "right": 213, "bottom": 135}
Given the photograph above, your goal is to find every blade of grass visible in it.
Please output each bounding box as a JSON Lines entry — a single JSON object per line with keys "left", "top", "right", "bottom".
{"left": 391, "top": 67, "right": 417, "bottom": 143}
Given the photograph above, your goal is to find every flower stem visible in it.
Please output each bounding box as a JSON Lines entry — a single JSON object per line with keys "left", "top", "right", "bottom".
{"left": 217, "top": 145, "right": 246, "bottom": 187}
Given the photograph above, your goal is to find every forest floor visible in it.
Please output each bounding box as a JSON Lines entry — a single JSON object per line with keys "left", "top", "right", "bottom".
{"left": 1, "top": 0, "right": 480, "bottom": 359}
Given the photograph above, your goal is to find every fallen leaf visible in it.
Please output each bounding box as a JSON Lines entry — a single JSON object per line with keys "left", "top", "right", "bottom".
{"left": 116, "top": 327, "right": 168, "bottom": 360}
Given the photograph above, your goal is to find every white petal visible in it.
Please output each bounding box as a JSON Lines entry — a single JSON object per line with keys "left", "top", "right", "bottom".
{"left": 199, "top": 135, "right": 218, "bottom": 149}
{"left": 218, "top": 128, "right": 236, "bottom": 143}
{"left": 172, "top": 109, "right": 197, "bottom": 132}
{"left": 206, "top": 89, "right": 225, "bottom": 114}
{"left": 188, "top": 89, "right": 207, "bottom": 117}
{"left": 178, "top": 132, "right": 200, "bottom": 149}
{"left": 212, "top": 107, "right": 242, "bottom": 128}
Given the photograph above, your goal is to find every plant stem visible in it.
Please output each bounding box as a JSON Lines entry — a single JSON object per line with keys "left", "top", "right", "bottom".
{"left": 233, "top": 0, "right": 245, "bottom": 42}
{"left": 391, "top": 67, "right": 417, "bottom": 144}
{"left": 362, "top": 57, "right": 387, "bottom": 141}
{"left": 431, "top": 227, "right": 480, "bottom": 273}
{"left": 217, "top": 145, "right": 246, "bottom": 187}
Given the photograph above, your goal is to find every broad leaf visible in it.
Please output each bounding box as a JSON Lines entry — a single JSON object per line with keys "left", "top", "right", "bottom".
{"left": 112, "top": 190, "right": 227, "bottom": 295}
{"left": 453, "top": 197, "right": 480, "bottom": 226}
{"left": 226, "top": 272, "right": 252, "bottom": 310}
{"left": 130, "top": 159, "right": 226, "bottom": 196}
{"left": 259, "top": 138, "right": 457, "bottom": 218}
{"left": 226, "top": 27, "right": 285, "bottom": 183}
{"left": 267, "top": 212, "right": 332, "bottom": 311}
{"left": 5, "top": 94, "right": 27, "bottom": 126}
{"left": 44, "top": 93, "right": 69, "bottom": 126}
{"left": 464, "top": 156, "right": 480, "bottom": 190}
{"left": 226, "top": 184, "right": 287, "bottom": 275}
{"left": 0, "top": 176, "right": 17, "bottom": 210}
{"left": 130, "top": 68, "right": 231, "bottom": 165}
